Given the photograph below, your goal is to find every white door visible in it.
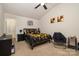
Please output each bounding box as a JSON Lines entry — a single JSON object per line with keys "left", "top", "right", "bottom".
{"left": 6, "top": 18, "right": 16, "bottom": 40}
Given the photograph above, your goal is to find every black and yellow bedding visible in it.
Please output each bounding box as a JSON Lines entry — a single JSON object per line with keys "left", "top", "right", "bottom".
{"left": 23, "top": 28, "right": 52, "bottom": 49}
{"left": 26, "top": 33, "right": 52, "bottom": 41}
{"left": 24, "top": 33, "right": 52, "bottom": 49}
{"left": 29, "top": 33, "right": 48, "bottom": 38}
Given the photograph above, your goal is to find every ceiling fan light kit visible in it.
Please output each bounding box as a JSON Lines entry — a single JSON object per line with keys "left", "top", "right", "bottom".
{"left": 35, "top": 3, "right": 47, "bottom": 10}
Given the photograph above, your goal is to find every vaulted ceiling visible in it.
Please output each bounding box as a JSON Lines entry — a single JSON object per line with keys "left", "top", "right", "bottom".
{"left": 2, "top": 3, "right": 59, "bottom": 19}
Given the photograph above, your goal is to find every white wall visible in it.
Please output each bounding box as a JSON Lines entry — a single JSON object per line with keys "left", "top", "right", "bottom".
{"left": 0, "top": 4, "right": 4, "bottom": 35}
{"left": 16, "top": 15, "right": 39, "bottom": 34}
{"left": 4, "top": 13, "right": 39, "bottom": 34}
{"left": 39, "top": 3, "right": 79, "bottom": 39}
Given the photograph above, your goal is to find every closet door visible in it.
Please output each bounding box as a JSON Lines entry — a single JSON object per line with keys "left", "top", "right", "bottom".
{"left": 6, "top": 18, "right": 16, "bottom": 40}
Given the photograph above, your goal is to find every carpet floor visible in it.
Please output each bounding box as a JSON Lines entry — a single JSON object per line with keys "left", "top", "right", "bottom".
{"left": 12, "top": 41, "right": 79, "bottom": 56}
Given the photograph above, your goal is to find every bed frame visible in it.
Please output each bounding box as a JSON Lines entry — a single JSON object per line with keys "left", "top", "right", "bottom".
{"left": 23, "top": 28, "right": 51, "bottom": 49}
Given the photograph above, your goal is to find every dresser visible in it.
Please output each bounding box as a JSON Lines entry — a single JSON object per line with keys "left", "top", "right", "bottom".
{"left": 0, "top": 35, "right": 12, "bottom": 56}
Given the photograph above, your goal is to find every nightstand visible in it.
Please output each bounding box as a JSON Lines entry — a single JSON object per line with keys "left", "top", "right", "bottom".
{"left": 77, "top": 43, "right": 79, "bottom": 50}
{"left": 17, "top": 34, "right": 24, "bottom": 41}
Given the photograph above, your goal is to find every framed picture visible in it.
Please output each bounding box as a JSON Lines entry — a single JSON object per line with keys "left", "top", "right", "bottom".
{"left": 27, "top": 20, "right": 33, "bottom": 26}
{"left": 50, "top": 17, "right": 55, "bottom": 23}
{"left": 60, "top": 15, "right": 64, "bottom": 22}
{"left": 57, "top": 15, "right": 64, "bottom": 22}
{"left": 49, "top": 15, "right": 64, "bottom": 23}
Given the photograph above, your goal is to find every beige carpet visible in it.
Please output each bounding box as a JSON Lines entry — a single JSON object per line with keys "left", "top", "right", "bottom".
{"left": 12, "top": 41, "right": 79, "bottom": 56}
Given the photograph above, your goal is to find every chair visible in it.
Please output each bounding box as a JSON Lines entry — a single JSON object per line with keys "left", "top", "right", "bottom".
{"left": 53, "top": 32, "right": 66, "bottom": 48}
{"left": 68, "top": 36, "right": 78, "bottom": 50}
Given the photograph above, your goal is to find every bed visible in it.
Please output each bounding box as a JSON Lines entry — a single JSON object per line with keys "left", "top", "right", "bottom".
{"left": 23, "top": 28, "right": 52, "bottom": 49}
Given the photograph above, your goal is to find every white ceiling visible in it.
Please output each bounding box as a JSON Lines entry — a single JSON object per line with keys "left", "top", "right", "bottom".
{"left": 2, "top": 3, "right": 59, "bottom": 19}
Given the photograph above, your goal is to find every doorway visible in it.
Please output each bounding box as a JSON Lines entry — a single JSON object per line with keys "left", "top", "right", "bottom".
{"left": 6, "top": 18, "right": 16, "bottom": 42}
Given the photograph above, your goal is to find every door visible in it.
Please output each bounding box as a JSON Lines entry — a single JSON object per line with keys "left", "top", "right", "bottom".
{"left": 6, "top": 18, "right": 16, "bottom": 41}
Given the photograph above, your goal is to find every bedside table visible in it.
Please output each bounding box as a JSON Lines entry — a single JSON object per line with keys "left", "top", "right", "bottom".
{"left": 77, "top": 43, "right": 79, "bottom": 50}
{"left": 17, "top": 34, "right": 24, "bottom": 41}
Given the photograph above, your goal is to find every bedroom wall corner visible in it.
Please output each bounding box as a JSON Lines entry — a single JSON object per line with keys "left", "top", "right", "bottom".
{"left": 39, "top": 3, "right": 79, "bottom": 41}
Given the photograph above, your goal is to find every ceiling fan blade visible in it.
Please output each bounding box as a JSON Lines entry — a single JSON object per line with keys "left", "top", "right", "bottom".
{"left": 35, "top": 4, "right": 41, "bottom": 9}
{"left": 43, "top": 4, "right": 47, "bottom": 10}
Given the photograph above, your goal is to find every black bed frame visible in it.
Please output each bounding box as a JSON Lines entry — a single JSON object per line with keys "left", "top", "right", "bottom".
{"left": 23, "top": 28, "right": 51, "bottom": 49}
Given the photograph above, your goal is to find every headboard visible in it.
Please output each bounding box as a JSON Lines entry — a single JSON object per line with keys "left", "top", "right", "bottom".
{"left": 23, "top": 28, "right": 40, "bottom": 34}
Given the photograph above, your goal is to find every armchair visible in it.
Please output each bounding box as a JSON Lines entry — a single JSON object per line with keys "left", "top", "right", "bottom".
{"left": 53, "top": 32, "right": 66, "bottom": 48}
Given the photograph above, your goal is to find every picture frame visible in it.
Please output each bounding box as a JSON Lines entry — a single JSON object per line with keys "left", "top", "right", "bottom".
{"left": 50, "top": 17, "right": 55, "bottom": 23}
{"left": 60, "top": 15, "right": 64, "bottom": 22}
{"left": 50, "top": 15, "right": 64, "bottom": 23}
{"left": 57, "top": 15, "right": 64, "bottom": 22}
{"left": 27, "top": 20, "right": 33, "bottom": 26}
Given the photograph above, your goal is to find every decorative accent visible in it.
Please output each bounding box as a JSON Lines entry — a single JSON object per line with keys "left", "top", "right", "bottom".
{"left": 57, "top": 15, "right": 64, "bottom": 22}
{"left": 60, "top": 15, "right": 64, "bottom": 22}
{"left": 50, "top": 15, "right": 64, "bottom": 23}
{"left": 27, "top": 20, "right": 33, "bottom": 26}
{"left": 50, "top": 17, "right": 55, "bottom": 23}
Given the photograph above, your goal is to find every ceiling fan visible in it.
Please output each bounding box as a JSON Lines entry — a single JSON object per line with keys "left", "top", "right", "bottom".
{"left": 35, "top": 3, "right": 47, "bottom": 10}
